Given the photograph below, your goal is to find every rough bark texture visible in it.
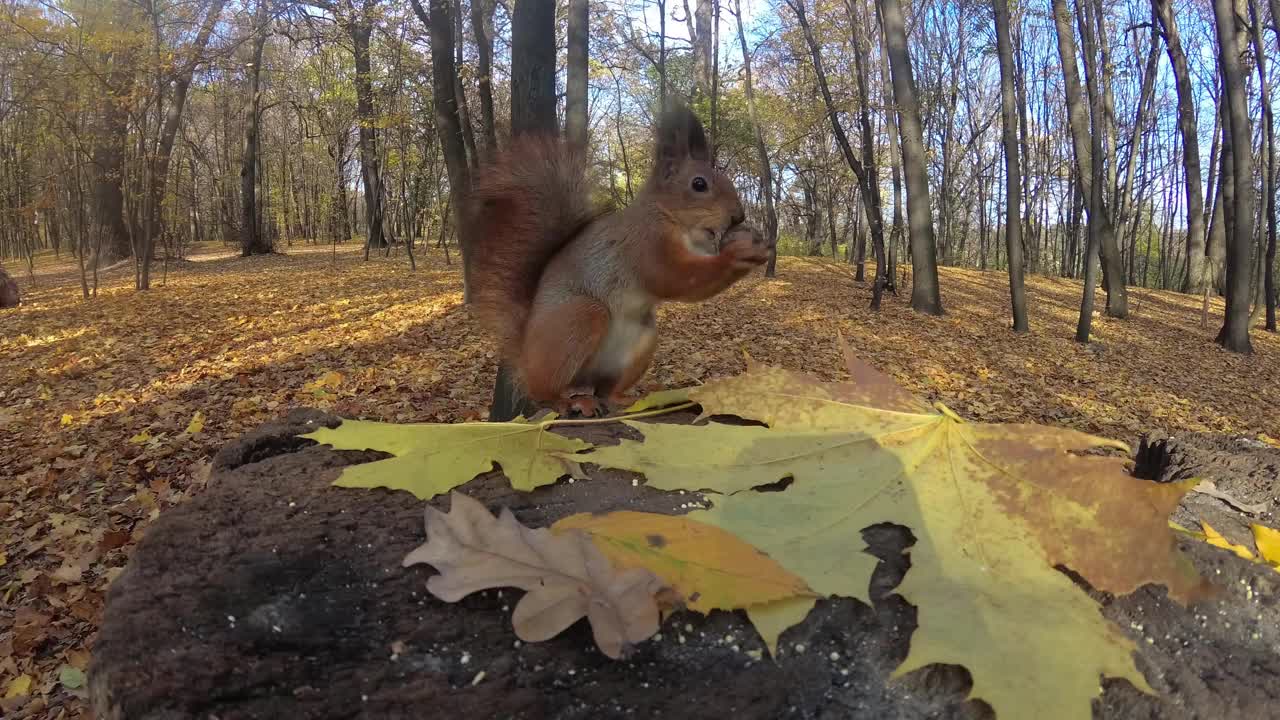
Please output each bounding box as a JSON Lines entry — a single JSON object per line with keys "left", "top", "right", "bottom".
{"left": 694, "top": 0, "right": 714, "bottom": 99}
{"left": 993, "top": 0, "right": 1028, "bottom": 332}
{"left": 510, "top": 0, "right": 558, "bottom": 137}
{"left": 453, "top": 4, "right": 480, "bottom": 171}
{"left": 1051, "top": 0, "right": 1128, "bottom": 318}
{"left": 411, "top": 0, "right": 472, "bottom": 289}
{"left": 240, "top": 0, "right": 271, "bottom": 257}
{"left": 489, "top": 0, "right": 558, "bottom": 422}
{"left": 1152, "top": 0, "right": 1208, "bottom": 295}
{"left": 880, "top": 0, "right": 943, "bottom": 315}
{"left": 90, "top": 5, "right": 140, "bottom": 267}
{"left": 877, "top": 1, "right": 904, "bottom": 290}
{"left": 1073, "top": 0, "right": 1114, "bottom": 342}
{"left": 1076, "top": 121, "right": 1103, "bottom": 343}
{"left": 350, "top": 15, "right": 389, "bottom": 251}
{"left": 565, "top": 0, "right": 589, "bottom": 149}
{"left": 1204, "top": 97, "right": 1229, "bottom": 294}
{"left": 469, "top": 0, "right": 498, "bottom": 154}
{"left": 1248, "top": 0, "right": 1276, "bottom": 332}
{"left": 1211, "top": 0, "right": 1254, "bottom": 353}
{"left": 89, "top": 411, "right": 1280, "bottom": 719}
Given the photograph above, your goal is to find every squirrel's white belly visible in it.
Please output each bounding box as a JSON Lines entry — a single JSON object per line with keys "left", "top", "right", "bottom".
{"left": 593, "top": 318, "right": 655, "bottom": 380}
{"left": 590, "top": 291, "right": 656, "bottom": 382}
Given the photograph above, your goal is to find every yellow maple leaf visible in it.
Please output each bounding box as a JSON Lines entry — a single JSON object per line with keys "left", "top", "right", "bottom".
{"left": 581, "top": 352, "right": 1209, "bottom": 720}
{"left": 552, "top": 511, "right": 814, "bottom": 614}
{"left": 303, "top": 417, "right": 590, "bottom": 499}
{"left": 135, "top": 487, "right": 158, "bottom": 510}
{"left": 4, "top": 674, "right": 32, "bottom": 699}
{"left": 1250, "top": 523, "right": 1280, "bottom": 567}
{"left": 60, "top": 413, "right": 72, "bottom": 426}
{"left": 129, "top": 430, "right": 152, "bottom": 444}
{"left": 622, "top": 387, "right": 693, "bottom": 413}
{"left": 185, "top": 411, "right": 205, "bottom": 435}
{"left": 1201, "top": 521, "right": 1255, "bottom": 560}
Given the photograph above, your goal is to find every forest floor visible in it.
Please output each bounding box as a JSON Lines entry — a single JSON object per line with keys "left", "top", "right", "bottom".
{"left": 2, "top": 241, "right": 1279, "bottom": 717}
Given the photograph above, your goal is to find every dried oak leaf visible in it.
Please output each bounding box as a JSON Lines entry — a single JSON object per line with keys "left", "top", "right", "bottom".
{"left": 403, "top": 492, "right": 670, "bottom": 658}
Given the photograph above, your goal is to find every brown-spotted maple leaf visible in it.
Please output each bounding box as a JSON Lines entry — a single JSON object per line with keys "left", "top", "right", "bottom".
{"left": 575, "top": 346, "right": 1212, "bottom": 720}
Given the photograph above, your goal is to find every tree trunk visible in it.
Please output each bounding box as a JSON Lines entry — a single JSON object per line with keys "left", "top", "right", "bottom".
{"left": 1211, "top": 0, "right": 1254, "bottom": 352}
{"left": 1269, "top": 14, "right": 1280, "bottom": 349}
{"left": 694, "top": 0, "right": 714, "bottom": 100}
{"left": 709, "top": 0, "right": 721, "bottom": 154}
{"left": 490, "top": 0, "right": 558, "bottom": 422}
{"left": 1248, "top": 0, "right": 1276, "bottom": 331}
{"left": 510, "top": 0, "right": 558, "bottom": 135}
{"left": 803, "top": 180, "right": 822, "bottom": 256}
{"left": 1114, "top": 24, "right": 1159, "bottom": 253}
{"left": 566, "top": 0, "right": 589, "bottom": 148}
{"left": 994, "top": 0, "right": 1028, "bottom": 332}
{"left": 1013, "top": 17, "right": 1034, "bottom": 253}
{"left": 1203, "top": 93, "right": 1229, "bottom": 293}
{"left": 879, "top": 0, "right": 943, "bottom": 314}
{"left": 350, "top": 17, "right": 388, "bottom": 251}
{"left": 852, "top": 191, "right": 867, "bottom": 278}
{"left": 1244, "top": 0, "right": 1274, "bottom": 326}
{"left": 826, "top": 178, "right": 839, "bottom": 259}
{"left": 791, "top": 0, "right": 887, "bottom": 308}
{"left": 469, "top": 0, "right": 498, "bottom": 153}
{"left": 332, "top": 134, "right": 352, "bottom": 243}
{"left": 240, "top": 0, "right": 271, "bottom": 256}
{"left": 658, "top": 0, "right": 668, "bottom": 110}
{"left": 876, "top": 0, "right": 905, "bottom": 286}
{"left": 453, "top": 5, "right": 479, "bottom": 170}
{"left": 139, "top": 0, "right": 227, "bottom": 287}
{"left": 1051, "top": 0, "right": 1127, "bottom": 317}
{"left": 733, "top": 0, "right": 778, "bottom": 278}
{"left": 411, "top": 0, "right": 472, "bottom": 285}
{"left": 1092, "top": 0, "right": 1119, "bottom": 219}
{"left": 1153, "top": 0, "right": 1208, "bottom": 295}
{"left": 1076, "top": 154, "right": 1102, "bottom": 342}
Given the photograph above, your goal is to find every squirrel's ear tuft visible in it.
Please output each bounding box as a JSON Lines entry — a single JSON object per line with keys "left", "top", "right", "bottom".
{"left": 653, "top": 101, "right": 710, "bottom": 177}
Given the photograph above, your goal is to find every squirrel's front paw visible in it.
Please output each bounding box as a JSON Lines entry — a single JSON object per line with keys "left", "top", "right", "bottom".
{"left": 554, "top": 389, "right": 608, "bottom": 418}
{"left": 721, "top": 233, "right": 769, "bottom": 271}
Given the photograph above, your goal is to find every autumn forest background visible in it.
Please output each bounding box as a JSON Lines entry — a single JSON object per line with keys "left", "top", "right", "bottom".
{"left": 3, "top": 0, "right": 1280, "bottom": 714}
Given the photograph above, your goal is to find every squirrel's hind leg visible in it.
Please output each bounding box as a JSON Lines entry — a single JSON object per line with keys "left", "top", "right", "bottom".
{"left": 519, "top": 296, "right": 610, "bottom": 417}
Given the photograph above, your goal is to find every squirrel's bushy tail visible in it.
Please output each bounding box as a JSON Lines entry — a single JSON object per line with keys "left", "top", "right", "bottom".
{"left": 464, "top": 137, "right": 602, "bottom": 359}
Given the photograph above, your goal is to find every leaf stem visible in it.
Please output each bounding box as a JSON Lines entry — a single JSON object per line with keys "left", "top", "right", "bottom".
{"left": 934, "top": 402, "right": 965, "bottom": 422}
{"left": 544, "top": 402, "right": 698, "bottom": 428}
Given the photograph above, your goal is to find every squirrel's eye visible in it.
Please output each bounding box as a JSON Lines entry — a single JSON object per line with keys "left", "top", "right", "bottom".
{"left": 691, "top": 176, "right": 709, "bottom": 193}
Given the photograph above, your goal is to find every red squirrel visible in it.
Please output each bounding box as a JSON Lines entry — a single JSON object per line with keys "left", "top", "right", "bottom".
{"left": 465, "top": 104, "right": 768, "bottom": 417}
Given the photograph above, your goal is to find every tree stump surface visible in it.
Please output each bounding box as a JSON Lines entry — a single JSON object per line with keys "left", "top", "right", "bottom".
{"left": 90, "top": 410, "right": 1280, "bottom": 719}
